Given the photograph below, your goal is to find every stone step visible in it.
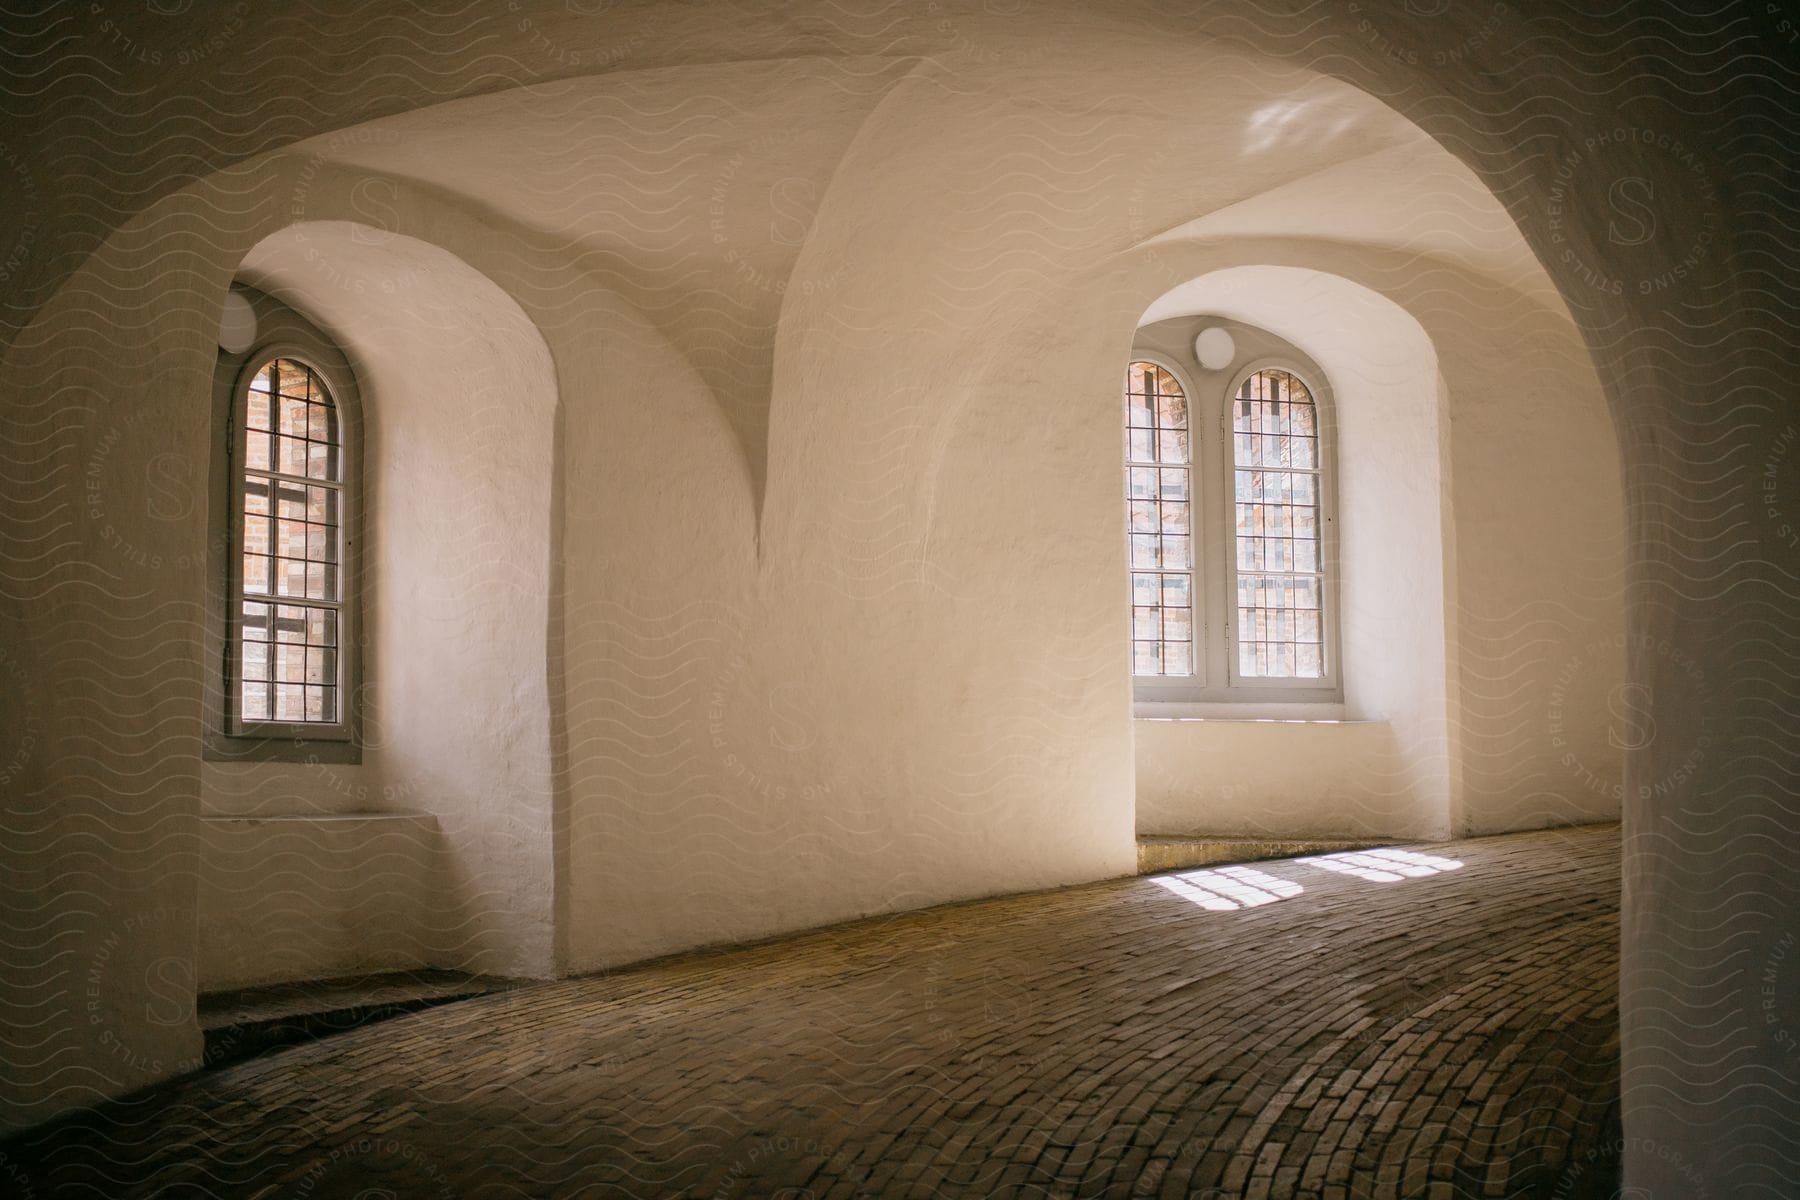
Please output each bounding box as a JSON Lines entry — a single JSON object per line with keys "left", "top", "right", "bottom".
{"left": 1137, "top": 835, "right": 1388, "bottom": 875}
{"left": 196, "top": 968, "right": 522, "bottom": 1070}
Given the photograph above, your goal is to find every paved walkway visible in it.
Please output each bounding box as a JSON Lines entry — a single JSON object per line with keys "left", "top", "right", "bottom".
{"left": 6, "top": 825, "right": 1621, "bottom": 1199}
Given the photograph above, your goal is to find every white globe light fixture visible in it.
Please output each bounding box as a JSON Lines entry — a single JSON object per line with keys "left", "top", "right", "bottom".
{"left": 1195, "top": 326, "right": 1235, "bottom": 371}
{"left": 218, "top": 289, "right": 258, "bottom": 354}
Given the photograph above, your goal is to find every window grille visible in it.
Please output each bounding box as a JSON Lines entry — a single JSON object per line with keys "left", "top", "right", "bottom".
{"left": 233, "top": 356, "right": 345, "bottom": 726}
{"left": 1124, "top": 361, "right": 1194, "bottom": 676}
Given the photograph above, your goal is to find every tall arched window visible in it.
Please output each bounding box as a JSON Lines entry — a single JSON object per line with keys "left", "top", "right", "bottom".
{"left": 1123, "top": 340, "right": 1338, "bottom": 708}
{"left": 1231, "top": 368, "right": 1324, "bottom": 679}
{"left": 228, "top": 352, "right": 353, "bottom": 736}
{"left": 1125, "top": 361, "right": 1193, "bottom": 676}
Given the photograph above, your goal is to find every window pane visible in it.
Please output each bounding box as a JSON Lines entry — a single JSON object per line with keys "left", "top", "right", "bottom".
{"left": 279, "top": 395, "right": 307, "bottom": 435}
{"left": 1133, "top": 606, "right": 1161, "bottom": 639}
{"left": 275, "top": 683, "right": 305, "bottom": 721}
{"left": 1156, "top": 428, "right": 1188, "bottom": 464}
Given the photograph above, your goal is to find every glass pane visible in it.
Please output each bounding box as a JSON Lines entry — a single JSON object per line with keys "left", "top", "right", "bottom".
{"left": 275, "top": 481, "right": 306, "bottom": 520}
{"left": 278, "top": 435, "right": 307, "bottom": 476}
{"left": 1130, "top": 500, "right": 1158, "bottom": 532}
{"left": 275, "top": 683, "right": 305, "bottom": 721}
{"left": 279, "top": 395, "right": 308, "bottom": 436}
{"left": 1157, "top": 428, "right": 1188, "bottom": 464}
{"left": 1127, "top": 389, "right": 1153, "bottom": 429}
{"left": 242, "top": 558, "right": 269, "bottom": 596}
{"left": 1156, "top": 390, "right": 1186, "bottom": 428}
{"left": 277, "top": 362, "right": 311, "bottom": 399}
{"left": 1133, "top": 606, "right": 1161, "bottom": 639}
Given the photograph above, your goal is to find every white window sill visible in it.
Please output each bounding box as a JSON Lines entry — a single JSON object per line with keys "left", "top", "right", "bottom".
{"left": 1133, "top": 700, "right": 1361, "bottom": 722}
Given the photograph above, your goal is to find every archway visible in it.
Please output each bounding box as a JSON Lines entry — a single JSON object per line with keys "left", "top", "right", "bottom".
{"left": 196, "top": 222, "right": 560, "bottom": 988}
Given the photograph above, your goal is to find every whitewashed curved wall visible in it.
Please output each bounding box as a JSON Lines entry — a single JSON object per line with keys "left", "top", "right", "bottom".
{"left": 2, "top": 9, "right": 1793, "bottom": 1196}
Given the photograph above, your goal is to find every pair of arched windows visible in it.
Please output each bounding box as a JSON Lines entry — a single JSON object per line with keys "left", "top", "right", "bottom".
{"left": 1125, "top": 358, "right": 1335, "bottom": 701}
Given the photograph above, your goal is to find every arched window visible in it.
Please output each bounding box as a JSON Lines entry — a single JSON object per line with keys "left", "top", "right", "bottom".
{"left": 1231, "top": 368, "right": 1324, "bottom": 679}
{"left": 1123, "top": 339, "right": 1338, "bottom": 708}
{"left": 1125, "top": 361, "right": 1193, "bottom": 676}
{"left": 228, "top": 352, "right": 353, "bottom": 736}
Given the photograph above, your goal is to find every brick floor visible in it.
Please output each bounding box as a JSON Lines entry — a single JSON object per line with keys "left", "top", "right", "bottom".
{"left": 4, "top": 825, "right": 1621, "bottom": 1199}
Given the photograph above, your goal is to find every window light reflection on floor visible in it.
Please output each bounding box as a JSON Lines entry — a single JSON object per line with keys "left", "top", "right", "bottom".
{"left": 1297, "top": 847, "right": 1464, "bottom": 883}
{"left": 1151, "top": 864, "right": 1304, "bottom": 910}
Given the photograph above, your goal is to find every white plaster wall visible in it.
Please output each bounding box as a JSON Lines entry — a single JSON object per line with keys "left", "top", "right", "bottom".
{"left": 196, "top": 815, "right": 445, "bottom": 990}
{"left": 8, "top": 10, "right": 1787, "bottom": 1190}
{"left": 200, "top": 230, "right": 561, "bottom": 980}
{"left": 1135, "top": 719, "right": 1401, "bottom": 837}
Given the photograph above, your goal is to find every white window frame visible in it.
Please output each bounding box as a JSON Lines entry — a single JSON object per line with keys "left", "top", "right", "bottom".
{"left": 1126, "top": 349, "right": 1342, "bottom": 710}
{"left": 225, "top": 342, "right": 358, "bottom": 742}
{"left": 1126, "top": 351, "right": 1209, "bottom": 701}
{"left": 1219, "top": 357, "right": 1341, "bottom": 697}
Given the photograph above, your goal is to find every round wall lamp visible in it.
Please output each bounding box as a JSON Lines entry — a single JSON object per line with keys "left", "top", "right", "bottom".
{"left": 218, "top": 289, "right": 258, "bottom": 354}
{"left": 1195, "top": 326, "right": 1235, "bottom": 371}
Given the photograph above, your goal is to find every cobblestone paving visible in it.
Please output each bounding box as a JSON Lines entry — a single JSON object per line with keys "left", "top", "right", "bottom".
{"left": 6, "top": 825, "right": 1621, "bottom": 1199}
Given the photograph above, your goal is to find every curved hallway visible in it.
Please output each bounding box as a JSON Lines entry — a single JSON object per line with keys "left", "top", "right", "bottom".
{"left": 6, "top": 826, "right": 1620, "bottom": 1199}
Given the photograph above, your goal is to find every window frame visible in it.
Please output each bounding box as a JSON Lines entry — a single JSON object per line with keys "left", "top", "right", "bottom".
{"left": 1124, "top": 351, "right": 1209, "bottom": 700}
{"left": 204, "top": 302, "right": 364, "bottom": 763}
{"left": 1219, "top": 357, "right": 1341, "bottom": 697}
{"left": 225, "top": 344, "right": 357, "bottom": 741}
{"left": 1126, "top": 345, "right": 1342, "bottom": 709}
